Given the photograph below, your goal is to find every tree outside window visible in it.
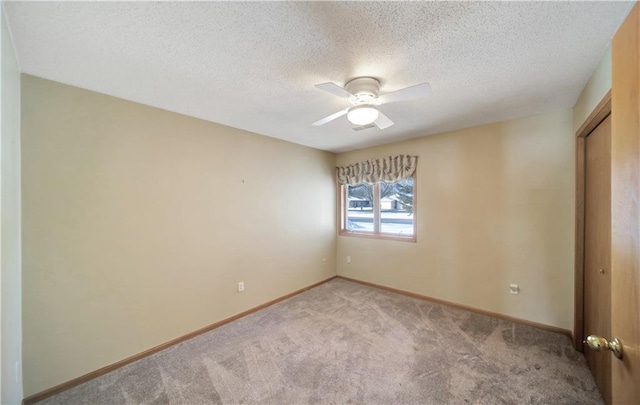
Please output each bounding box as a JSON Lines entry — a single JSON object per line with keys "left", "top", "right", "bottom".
{"left": 341, "top": 176, "right": 415, "bottom": 240}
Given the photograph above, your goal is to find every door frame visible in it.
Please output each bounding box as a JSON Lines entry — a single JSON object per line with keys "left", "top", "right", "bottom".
{"left": 573, "top": 90, "right": 612, "bottom": 351}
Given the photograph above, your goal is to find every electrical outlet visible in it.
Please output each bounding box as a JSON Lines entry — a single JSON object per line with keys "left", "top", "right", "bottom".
{"left": 322, "top": 258, "right": 327, "bottom": 266}
{"left": 238, "top": 281, "right": 245, "bottom": 292}
{"left": 509, "top": 284, "right": 519, "bottom": 295}
{"left": 347, "top": 255, "right": 351, "bottom": 264}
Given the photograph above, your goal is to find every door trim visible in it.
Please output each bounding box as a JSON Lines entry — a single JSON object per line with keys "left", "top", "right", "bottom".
{"left": 574, "top": 90, "right": 612, "bottom": 350}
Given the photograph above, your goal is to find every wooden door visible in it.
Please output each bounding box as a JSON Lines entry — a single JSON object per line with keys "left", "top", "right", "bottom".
{"left": 584, "top": 115, "right": 612, "bottom": 404}
{"left": 611, "top": 3, "right": 640, "bottom": 403}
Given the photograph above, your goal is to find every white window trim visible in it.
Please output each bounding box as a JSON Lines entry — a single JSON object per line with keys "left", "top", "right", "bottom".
{"left": 338, "top": 174, "right": 417, "bottom": 242}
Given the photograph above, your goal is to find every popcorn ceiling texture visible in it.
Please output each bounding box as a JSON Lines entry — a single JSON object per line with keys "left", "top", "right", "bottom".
{"left": 3, "top": 1, "right": 633, "bottom": 152}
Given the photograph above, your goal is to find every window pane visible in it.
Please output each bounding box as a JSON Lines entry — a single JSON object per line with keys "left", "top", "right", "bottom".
{"left": 346, "top": 184, "right": 374, "bottom": 233}
{"left": 380, "top": 178, "right": 414, "bottom": 236}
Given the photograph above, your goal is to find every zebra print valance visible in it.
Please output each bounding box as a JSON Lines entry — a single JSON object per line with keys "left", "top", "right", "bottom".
{"left": 336, "top": 155, "right": 418, "bottom": 185}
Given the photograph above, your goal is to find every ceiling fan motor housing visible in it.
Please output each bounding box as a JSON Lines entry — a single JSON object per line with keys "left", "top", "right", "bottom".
{"left": 345, "top": 77, "right": 380, "bottom": 105}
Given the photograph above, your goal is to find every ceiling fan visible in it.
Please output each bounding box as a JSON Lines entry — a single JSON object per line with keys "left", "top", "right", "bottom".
{"left": 312, "top": 77, "right": 432, "bottom": 130}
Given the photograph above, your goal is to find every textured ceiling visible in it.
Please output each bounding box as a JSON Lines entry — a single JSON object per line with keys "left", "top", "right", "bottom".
{"left": 4, "top": 1, "right": 634, "bottom": 153}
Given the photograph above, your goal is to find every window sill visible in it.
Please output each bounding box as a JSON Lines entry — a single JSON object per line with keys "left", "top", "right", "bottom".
{"left": 338, "top": 230, "right": 416, "bottom": 243}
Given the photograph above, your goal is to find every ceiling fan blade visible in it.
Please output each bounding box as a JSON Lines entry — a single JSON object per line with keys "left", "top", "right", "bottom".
{"left": 374, "top": 111, "right": 394, "bottom": 129}
{"left": 315, "top": 82, "right": 355, "bottom": 99}
{"left": 312, "top": 108, "right": 349, "bottom": 126}
{"left": 352, "top": 123, "right": 377, "bottom": 132}
{"left": 379, "top": 83, "right": 432, "bottom": 104}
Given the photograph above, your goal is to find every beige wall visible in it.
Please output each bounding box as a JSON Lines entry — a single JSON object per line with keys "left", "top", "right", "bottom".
{"left": 337, "top": 110, "right": 575, "bottom": 331}
{"left": 21, "top": 75, "right": 336, "bottom": 396}
{"left": 1, "top": 6, "right": 23, "bottom": 404}
{"left": 573, "top": 46, "right": 611, "bottom": 132}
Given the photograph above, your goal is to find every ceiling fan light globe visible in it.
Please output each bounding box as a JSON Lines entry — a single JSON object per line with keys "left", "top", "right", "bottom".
{"left": 347, "top": 106, "right": 379, "bottom": 126}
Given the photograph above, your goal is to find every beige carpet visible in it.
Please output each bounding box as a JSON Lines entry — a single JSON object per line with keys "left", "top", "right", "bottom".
{"left": 37, "top": 278, "right": 602, "bottom": 404}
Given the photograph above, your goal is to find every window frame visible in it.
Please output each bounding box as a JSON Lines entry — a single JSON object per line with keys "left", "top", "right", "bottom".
{"left": 338, "top": 173, "right": 417, "bottom": 242}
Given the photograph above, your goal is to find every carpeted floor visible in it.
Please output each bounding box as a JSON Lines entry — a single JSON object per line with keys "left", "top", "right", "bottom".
{"left": 38, "top": 278, "right": 602, "bottom": 404}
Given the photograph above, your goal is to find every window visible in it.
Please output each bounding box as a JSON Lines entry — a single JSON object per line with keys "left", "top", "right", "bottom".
{"left": 340, "top": 176, "right": 415, "bottom": 241}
